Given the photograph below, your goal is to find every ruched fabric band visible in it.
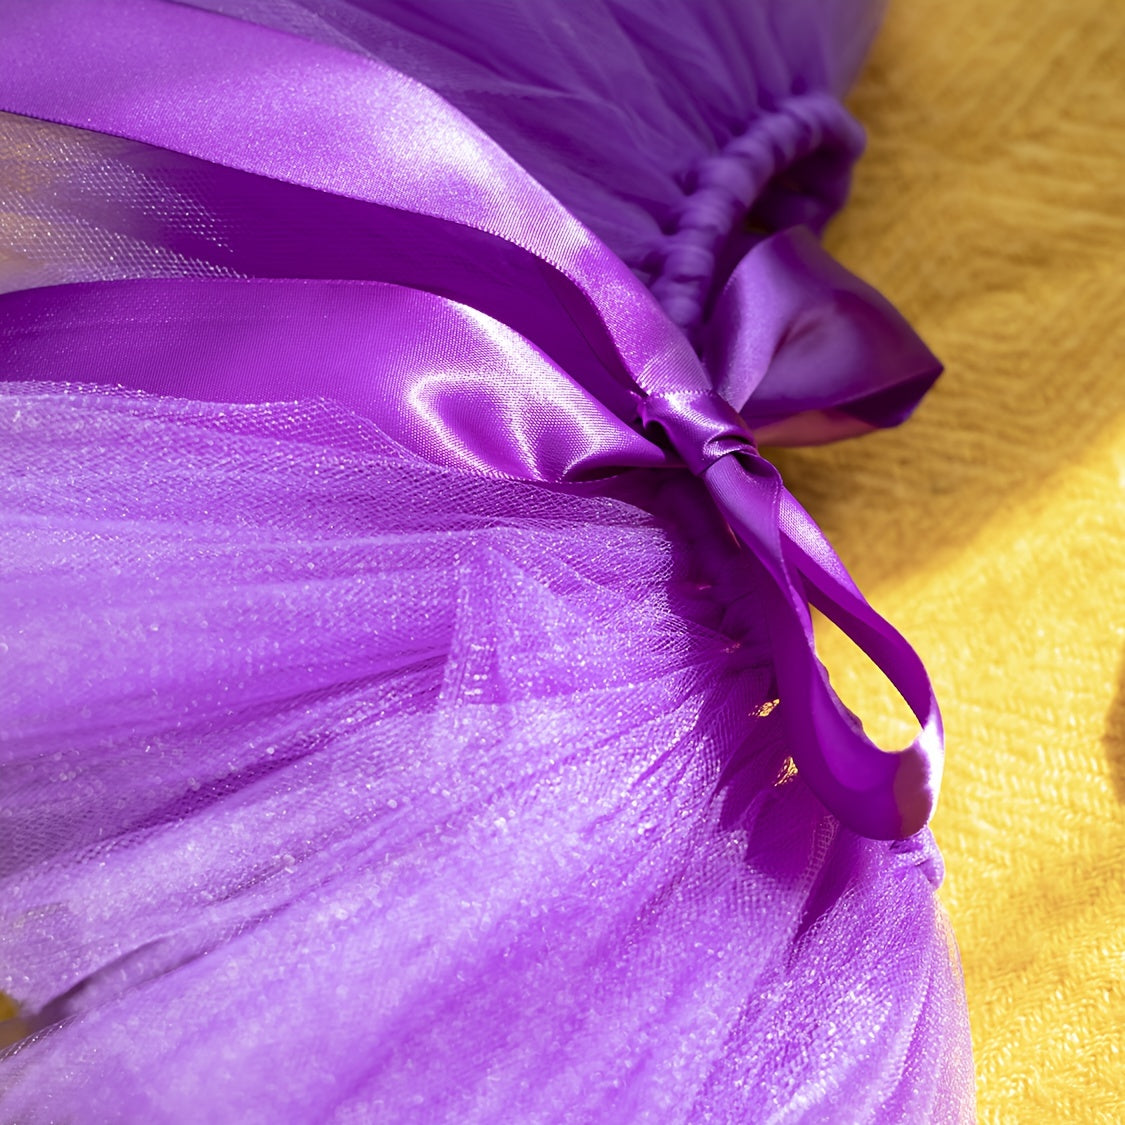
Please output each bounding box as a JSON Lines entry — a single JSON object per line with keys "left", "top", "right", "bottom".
{"left": 0, "top": 0, "right": 943, "bottom": 839}
{"left": 651, "top": 93, "right": 865, "bottom": 336}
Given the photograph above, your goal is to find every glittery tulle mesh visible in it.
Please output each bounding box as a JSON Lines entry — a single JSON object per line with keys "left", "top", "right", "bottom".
{"left": 0, "top": 111, "right": 244, "bottom": 293}
{"left": 0, "top": 384, "right": 973, "bottom": 1122}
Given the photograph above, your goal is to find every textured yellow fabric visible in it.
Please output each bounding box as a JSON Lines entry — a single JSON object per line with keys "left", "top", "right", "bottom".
{"left": 774, "top": 0, "right": 1125, "bottom": 1118}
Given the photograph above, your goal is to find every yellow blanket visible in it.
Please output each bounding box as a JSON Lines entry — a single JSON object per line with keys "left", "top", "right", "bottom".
{"left": 780, "top": 0, "right": 1125, "bottom": 1118}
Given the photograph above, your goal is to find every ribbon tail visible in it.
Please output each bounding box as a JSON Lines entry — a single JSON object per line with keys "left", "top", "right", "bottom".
{"left": 704, "top": 453, "right": 942, "bottom": 839}
{"left": 706, "top": 227, "right": 942, "bottom": 446}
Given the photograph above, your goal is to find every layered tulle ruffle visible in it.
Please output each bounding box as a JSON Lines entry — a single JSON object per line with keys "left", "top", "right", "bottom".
{"left": 0, "top": 386, "right": 973, "bottom": 1122}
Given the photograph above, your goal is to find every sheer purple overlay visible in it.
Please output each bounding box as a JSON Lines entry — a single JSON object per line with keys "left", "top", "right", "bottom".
{"left": 0, "top": 1, "right": 974, "bottom": 1121}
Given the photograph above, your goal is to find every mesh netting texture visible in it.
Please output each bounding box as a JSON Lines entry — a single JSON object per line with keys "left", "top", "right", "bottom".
{"left": 0, "top": 386, "right": 972, "bottom": 1122}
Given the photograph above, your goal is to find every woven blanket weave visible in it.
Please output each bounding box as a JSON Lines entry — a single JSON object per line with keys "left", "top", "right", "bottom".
{"left": 789, "top": 1, "right": 1125, "bottom": 1118}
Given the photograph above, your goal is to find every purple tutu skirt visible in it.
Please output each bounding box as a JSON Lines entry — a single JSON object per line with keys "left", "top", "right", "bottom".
{"left": 0, "top": 1, "right": 974, "bottom": 1121}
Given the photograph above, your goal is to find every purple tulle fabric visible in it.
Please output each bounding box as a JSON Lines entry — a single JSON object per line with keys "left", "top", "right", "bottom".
{"left": 0, "top": 1, "right": 974, "bottom": 1120}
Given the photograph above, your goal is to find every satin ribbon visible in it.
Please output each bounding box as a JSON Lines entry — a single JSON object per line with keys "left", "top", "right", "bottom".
{"left": 708, "top": 226, "right": 943, "bottom": 442}
{"left": 0, "top": 0, "right": 943, "bottom": 838}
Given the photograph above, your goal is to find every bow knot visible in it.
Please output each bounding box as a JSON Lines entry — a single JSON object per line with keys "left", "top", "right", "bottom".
{"left": 637, "top": 389, "right": 756, "bottom": 476}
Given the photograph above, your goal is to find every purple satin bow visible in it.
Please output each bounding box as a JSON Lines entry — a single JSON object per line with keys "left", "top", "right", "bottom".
{"left": 0, "top": 0, "right": 944, "bottom": 838}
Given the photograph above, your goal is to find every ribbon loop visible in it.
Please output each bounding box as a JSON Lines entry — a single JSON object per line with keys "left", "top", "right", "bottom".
{"left": 635, "top": 382, "right": 942, "bottom": 839}
{"left": 703, "top": 452, "right": 941, "bottom": 839}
